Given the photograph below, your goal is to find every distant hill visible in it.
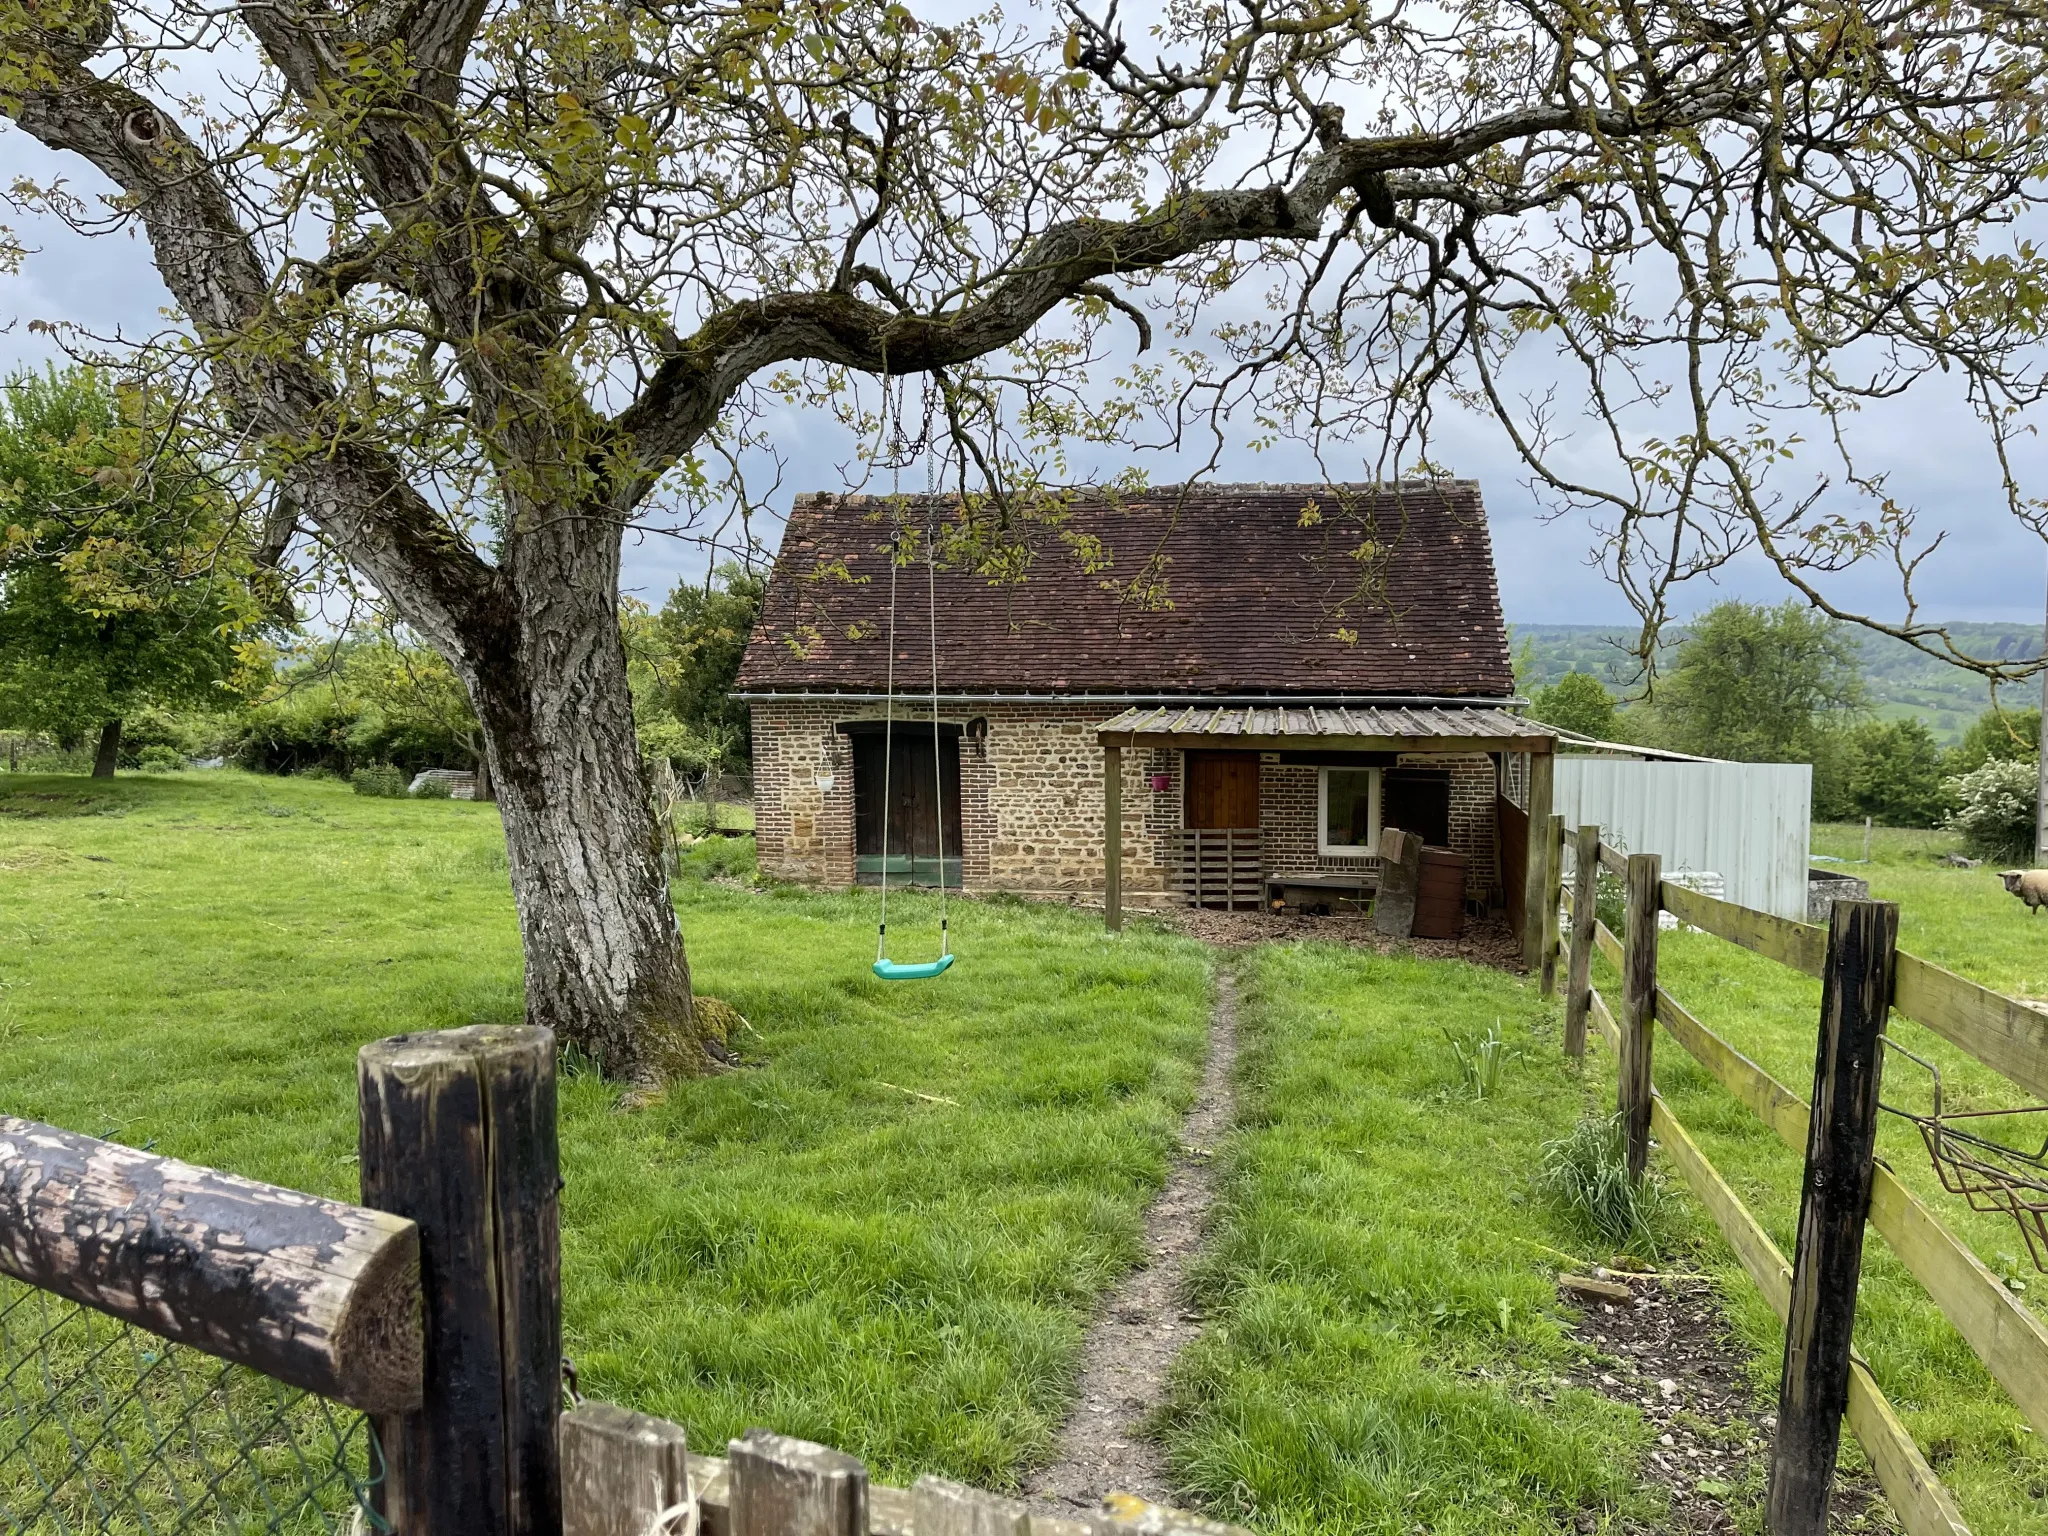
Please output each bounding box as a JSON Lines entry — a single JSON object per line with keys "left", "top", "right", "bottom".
{"left": 1508, "top": 621, "right": 2044, "bottom": 744}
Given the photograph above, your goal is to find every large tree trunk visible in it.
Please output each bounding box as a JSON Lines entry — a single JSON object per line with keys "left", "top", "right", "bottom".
{"left": 91, "top": 719, "right": 121, "bottom": 778}
{"left": 458, "top": 570, "right": 709, "bottom": 1084}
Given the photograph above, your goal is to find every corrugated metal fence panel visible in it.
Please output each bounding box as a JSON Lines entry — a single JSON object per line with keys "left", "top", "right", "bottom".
{"left": 1553, "top": 760, "right": 1813, "bottom": 920}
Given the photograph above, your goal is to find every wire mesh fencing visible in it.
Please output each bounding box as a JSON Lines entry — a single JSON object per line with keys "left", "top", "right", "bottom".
{"left": 0, "top": 1275, "right": 385, "bottom": 1536}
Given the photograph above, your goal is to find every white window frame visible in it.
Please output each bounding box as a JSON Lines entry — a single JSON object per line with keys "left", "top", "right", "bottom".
{"left": 1317, "top": 766, "right": 1383, "bottom": 856}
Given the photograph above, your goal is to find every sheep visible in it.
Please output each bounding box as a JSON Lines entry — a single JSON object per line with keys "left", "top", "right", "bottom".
{"left": 2001, "top": 870, "right": 2048, "bottom": 913}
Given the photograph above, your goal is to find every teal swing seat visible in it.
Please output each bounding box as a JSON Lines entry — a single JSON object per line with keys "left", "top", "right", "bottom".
{"left": 874, "top": 953, "right": 955, "bottom": 982}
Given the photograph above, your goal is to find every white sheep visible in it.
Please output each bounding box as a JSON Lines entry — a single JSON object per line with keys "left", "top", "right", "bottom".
{"left": 2001, "top": 870, "right": 2048, "bottom": 913}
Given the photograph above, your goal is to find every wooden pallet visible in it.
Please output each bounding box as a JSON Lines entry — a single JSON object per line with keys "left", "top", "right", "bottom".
{"left": 1172, "top": 828, "right": 1263, "bottom": 910}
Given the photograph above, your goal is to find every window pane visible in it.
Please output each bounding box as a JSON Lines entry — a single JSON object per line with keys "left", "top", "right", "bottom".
{"left": 1325, "top": 770, "right": 1374, "bottom": 848}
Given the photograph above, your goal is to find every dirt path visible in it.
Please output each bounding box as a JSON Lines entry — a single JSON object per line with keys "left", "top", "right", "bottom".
{"left": 1026, "top": 968, "right": 1240, "bottom": 1516}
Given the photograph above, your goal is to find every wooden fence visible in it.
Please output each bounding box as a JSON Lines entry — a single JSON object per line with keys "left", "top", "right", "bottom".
{"left": 1, "top": 1024, "right": 1245, "bottom": 1536}
{"left": 1544, "top": 821, "right": 2048, "bottom": 1536}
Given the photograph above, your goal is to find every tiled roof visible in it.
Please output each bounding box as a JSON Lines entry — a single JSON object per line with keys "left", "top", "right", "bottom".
{"left": 1097, "top": 703, "right": 1554, "bottom": 743}
{"left": 735, "top": 481, "right": 1514, "bottom": 697}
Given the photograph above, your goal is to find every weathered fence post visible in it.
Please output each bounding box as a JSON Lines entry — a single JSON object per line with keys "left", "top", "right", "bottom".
{"left": 1766, "top": 899, "right": 1899, "bottom": 1536}
{"left": 1541, "top": 813, "right": 1566, "bottom": 997}
{"left": 1563, "top": 824, "right": 1600, "bottom": 1060}
{"left": 730, "top": 1429, "right": 868, "bottom": 1536}
{"left": 359, "top": 1025, "right": 562, "bottom": 1536}
{"left": 1521, "top": 750, "right": 1555, "bottom": 972}
{"left": 562, "top": 1403, "right": 691, "bottom": 1536}
{"left": 1619, "top": 852, "right": 1662, "bottom": 1179}
{"left": 1104, "top": 743, "right": 1123, "bottom": 933}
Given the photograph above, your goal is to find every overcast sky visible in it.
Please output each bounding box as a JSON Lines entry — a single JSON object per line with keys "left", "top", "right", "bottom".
{"left": 6, "top": 124, "right": 2043, "bottom": 631}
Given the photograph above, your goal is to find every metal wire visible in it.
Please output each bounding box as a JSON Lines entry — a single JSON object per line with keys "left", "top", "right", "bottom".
{"left": 0, "top": 1275, "right": 387, "bottom": 1536}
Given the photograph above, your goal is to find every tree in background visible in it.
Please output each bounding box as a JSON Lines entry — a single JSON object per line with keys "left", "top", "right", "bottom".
{"left": 1825, "top": 719, "right": 1950, "bottom": 827}
{"left": 234, "top": 636, "right": 486, "bottom": 783}
{"left": 1650, "top": 603, "right": 1864, "bottom": 764}
{"left": 1528, "top": 673, "right": 1622, "bottom": 743}
{"left": 654, "top": 565, "right": 766, "bottom": 767}
{"left": 0, "top": 368, "right": 272, "bottom": 775}
{"left": 1950, "top": 708, "right": 2042, "bottom": 776}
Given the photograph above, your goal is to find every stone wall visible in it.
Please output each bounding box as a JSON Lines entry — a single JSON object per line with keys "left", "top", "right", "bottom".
{"left": 750, "top": 698, "right": 1501, "bottom": 904}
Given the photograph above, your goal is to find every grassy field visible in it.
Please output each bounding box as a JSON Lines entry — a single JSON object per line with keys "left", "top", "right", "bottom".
{"left": 1604, "top": 821, "right": 2048, "bottom": 1535}
{"left": 0, "top": 770, "right": 1212, "bottom": 1489}
{"left": 1160, "top": 945, "right": 1658, "bottom": 1536}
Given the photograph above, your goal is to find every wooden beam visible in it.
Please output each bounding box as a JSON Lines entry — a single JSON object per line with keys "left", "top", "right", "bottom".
{"left": 729, "top": 1430, "right": 867, "bottom": 1536}
{"left": 1095, "top": 732, "right": 1558, "bottom": 755}
{"left": 0, "top": 1118, "right": 421, "bottom": 1414}
{"left": 1541, "top": 813, "right": 1566, "bottom": 998}
{"left": 1620, "top": 852, "right": 1662, "bottom": 1180}
{"left": 1893, "top": 951, "right": 2048, "bottom": 1101}
{"left": 1522, "top": 751, "right": 1555, "bottom": 972}
{"left": 1563, "top": 825, "right": 1600, "bottom": 1060}
{"left": 1768, "top": 900, "right": 1899, "bottom": 1536}
{"left": 564, "top": 1402, "right": 692, "bottom": 1536}
{"left": 1596, "top": 842, "right": 1628, "bottom": 878}
{"left": 359, "top": 1025, "right": 562, "bottom": 1536}
{"left": 1659, "top": 881, "right": 1826, "bottom": 977}
{"left": 1104, "top": 743, "right": 1123, "bottom": 933}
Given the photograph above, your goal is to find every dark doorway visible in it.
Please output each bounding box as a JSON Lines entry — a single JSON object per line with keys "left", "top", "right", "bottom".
{"left": 1382, "top": 768, "right": 1453, "bottom": 848}
{"left": 1185, "top": 751, "right": 1261, "bottom": 829}
{"left": 853, "top": 730, "right": 963, "bottom": 887}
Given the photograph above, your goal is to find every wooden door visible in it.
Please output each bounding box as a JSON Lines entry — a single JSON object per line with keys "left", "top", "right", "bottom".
{"left": 853, "top": 731, "right": 963, "bottom": 879}
{"left": 1185, "top": 751, "right": 1261, "bottom": 829}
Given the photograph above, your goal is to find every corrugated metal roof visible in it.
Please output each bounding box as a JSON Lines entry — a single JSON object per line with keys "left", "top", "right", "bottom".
{"left": 1096, "top": 703, "right": 1556, "bottom": 742}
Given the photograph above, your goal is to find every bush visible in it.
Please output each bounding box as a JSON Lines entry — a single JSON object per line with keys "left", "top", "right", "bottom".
{"left": 1943, "top": 756, "right": 2038, "bottom": 862}
{"left": 411, "top": 775, "right": 453, "bottom": 799}
{"left": 679, "top": 834, "right": 757, "bottom": 883}
{"left": 134, "top": 744, "right": 186, "bottom": 771}
{"left": 351, "top": 763, "right": 407, "bottom": 798}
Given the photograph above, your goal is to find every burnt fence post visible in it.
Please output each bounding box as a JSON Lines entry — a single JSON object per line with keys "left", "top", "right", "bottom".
{"left": 1563, "top": 824, "right": 1600, "bottom": 1061}
{"left": 359, "top": 1024, "right": 563, "bottom": 1536}
{"left": 1766, "top": 899, "right": 1899, "bottom": 1536}
{"left": 1619, "top": 851, "right": 1662, "bottom": 1180}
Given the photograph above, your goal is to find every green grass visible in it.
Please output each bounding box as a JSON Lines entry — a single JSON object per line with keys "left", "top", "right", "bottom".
{"left": 1159, "top": 945, "right": 1661, "bottom": 1536}
{"left": 1619, "top": 820, "right": 2048, "bottom": 1535}
{"left": 0, "top": 770, "right": 1214, "bottom": 1489}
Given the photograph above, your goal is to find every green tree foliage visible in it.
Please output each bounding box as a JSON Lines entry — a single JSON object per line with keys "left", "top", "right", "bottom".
{"left": 1814, "top": 718, "right": 1950, "bottom": 827}
{"left": 1650, "top": 602, "right": 1864, "bottom": 763}
{"left": 1950, "top": 707, "right": 2042, "bottom": 774}
{"left": 1528, "top": 672, "right": 1622, "bottom": 741}
{"left": 234, "top": 637, "right": 482, "bottom": 777}
{"left": 0, "top": 367, "right": 273, "bottom": 773}
{"left": 653, "top": 564, "right": 765, "bottom": 763}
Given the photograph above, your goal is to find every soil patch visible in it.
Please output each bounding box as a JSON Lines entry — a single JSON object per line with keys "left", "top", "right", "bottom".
{"left": 1163, "top": 909, "right": 1524, "bottom": 972}
{"left": 1026, "top": 969, "right": 1240, "bottom": 1515}
{"left": 1562, "top": 1273, "right": 1895, "bottom": 1535}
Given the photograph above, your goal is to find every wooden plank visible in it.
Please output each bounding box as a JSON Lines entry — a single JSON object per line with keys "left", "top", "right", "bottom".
{"left": 359, "top": 1025, "right": 562, "bottom": 1536}
{"left": 1657, "top": 988, "right": 2048, "bottom": 1435}
{"left": 1104, "top": 744, "right": 1123, "bottom": 933}
{"left": 1523, "top": 751, "right": 1555, "bottom": 972}
{"left": 1597, "top": 842, "right": 1628, "bottom": 878}
{"left": 913, "top": 1476, "right": 1032, "bottom": 1536}
{"left": 1374, "top": 826, "right": 1423, "bottom": 938}
{"left": 1098, "top": 732, "right": 1557, "bottom": 754}
{"left": 728, "top": 1429, "right": 867, "bottom": 1536}
{"left": 1620, "top": 853, "right": 1662, "bottom": 1180}
{"left": 1659, "top": 881, "right": 1826, "bottom": 977}
{"left": 1769, "top": 901, "right": 1899, "bottom": 1536}
{"left": 1565, "top": 825, "right": 1601, "bottom": 1060}
{"left": 1588, "top": 985, "right": 1621, "bottom": 1052}
{"left": 1651, "top": 1098, "right": 1971, "bottom": 1536}
{"left": 1594, "top": 918, "right": 1623, "bottom": 972}
{"left": 1893, "top": 951, "right": 2048, "bottom": 1101}
{"left": 563, "top": 1402, "right": 691, "bottom": 1536}
{"left": 1542, "top": 813, "right": 1566, "bottom": 998}
{"left": 0, "top": 1117, "right": 421, "bottom": 1414}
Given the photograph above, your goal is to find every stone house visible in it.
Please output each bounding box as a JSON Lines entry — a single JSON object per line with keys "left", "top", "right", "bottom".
{"left": 735, "top": 481, "right": 1559, "bottom": 928}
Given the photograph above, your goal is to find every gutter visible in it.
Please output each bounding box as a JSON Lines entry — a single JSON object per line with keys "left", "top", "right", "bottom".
{"left": 734, "top": 689, "right": 1531, "bottom": 708}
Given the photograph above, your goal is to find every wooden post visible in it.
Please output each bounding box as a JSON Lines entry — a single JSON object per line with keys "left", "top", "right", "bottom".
{"left": 911, "top": 1476, "right": 1031, "bottom": 1536}
{"left": 1766, "top": 899, "right": 1899, "bottom": 1536}
{"left": 729, "top": 1430, "right": 867, "bottom": 1536}
{"left": 1541, "top": 812, "right": 1565, "bottom": 997}
{"left": 1619, "top": 852, "right": 1662, "bottom": 1180}
{"left": 1563, "top": 824, "right": 1600, "bottom": 1060}
{"left": 563, "top": 1403, "right": 690, "bottom": 1536}
{"left": 1104, "top": 743, "right": 1123, "bottom": 932}
{"left": 359, "top": 1025, "right": 561, "bottom": 1536}
{"left": 1521, "top": 749, "right": 1555, "bottom": 972}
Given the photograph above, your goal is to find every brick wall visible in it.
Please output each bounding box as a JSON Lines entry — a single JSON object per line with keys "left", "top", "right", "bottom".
{"left": 750, "top": 699, "right": 1502, "bottom": 905}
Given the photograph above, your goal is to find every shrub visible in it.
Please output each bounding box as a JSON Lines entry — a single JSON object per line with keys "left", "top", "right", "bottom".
{"left": 679, "top": 834, "right": 757, "bottom": 883}
{"left": 411, "top": 775, "right": 453, "bottom": 799}
{"left": 134, "top": 744, "right": 186, "bottom": 771}
{"left": 1943, "top": 757, "right": 2038, "bottom": 862}
{"left": 1539, "top": 1112, "right": 1675, "bottom": 1261}
{"left": 351, "top": 763, "right": 407, "bottom": 798}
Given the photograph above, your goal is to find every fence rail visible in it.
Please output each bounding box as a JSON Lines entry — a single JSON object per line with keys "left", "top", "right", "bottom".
{"left": 1554, "top": 822, "right": 2047, "bottom": 1536}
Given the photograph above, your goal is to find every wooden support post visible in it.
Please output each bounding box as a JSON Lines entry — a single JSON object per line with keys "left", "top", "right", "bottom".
{"left": 1619, "top": 852, "right": 1662, "bottom": 1180}
{"left": 1766, "top": 899, "right": 1900, "bottom": 1536}
{"left": 1541, "top": 812, "right": 1566, "bottom": 998}
{"left": 563, "top": 1403, "right": 691, "bottom": 1536}
{"left": 1521, "top": 750, "right": 1555, "bottom": 972}
{"left": 1563, "top": 824, "right": 1600, "bottom": 1060}
{"left": 1104, "top": 743, "right": 1124, "bottom": 933}
{"left": 359, "top": 1025, "right": 562, "bottom": 1536}
{"left": 729, "top": 1430, "right": 867, "bottom": 1536}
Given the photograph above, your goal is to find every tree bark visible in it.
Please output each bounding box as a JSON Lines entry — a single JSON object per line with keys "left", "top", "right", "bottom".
{"left": 457, "top": 566, "right": 701, "bottom": 1084}
{"left": 92, "top": 719, "right": 121, "bottom": 778}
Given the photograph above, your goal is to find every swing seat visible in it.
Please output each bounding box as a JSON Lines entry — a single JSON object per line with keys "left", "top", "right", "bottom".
{"left": 873, "top": 954, "right": 955, "bottom": 981}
